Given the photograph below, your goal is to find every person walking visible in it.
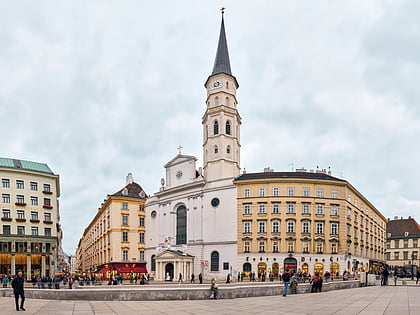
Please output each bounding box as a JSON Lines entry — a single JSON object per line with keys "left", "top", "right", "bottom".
{"left": 416, "top": 270, "right": 420, "bottom": 285}
{"left": 381, "top": 267, "right": 389, "bottom": 286}
{"left": 190, "top": 273, "right": 195, "bottom": 283}
{"left": 324, "top": 271, "right": 331, "bottom": 283}
{"left": 12, "top": 270, "right": 25, "bottom": 311}
{"left": 226, "top": 273, "right": 231, "bottom": 284}
{"left": 210, "top": 278, "right": 218, "bottom": 299}
{"left": 199, "top": 273, "right": 203, "bottom": 284}
{"left": 282, "top": 269, "right": 291, "bottom": 296}
{"left": 178, "top": 273, "right": 183, "bottom": 283}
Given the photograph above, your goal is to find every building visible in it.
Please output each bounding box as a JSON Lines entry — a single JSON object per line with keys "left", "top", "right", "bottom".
{"left": 234, "top": 168, "right": 387, "bottom": 278}
{"left": 145, "top": 12, "right": 241, "bottom": 281}
{"left": 77, "top": 173, "right": 147, "bottom": 277}
{"left": 386, "top": 216, "right": 420, "bottom": 269}
{"left": 0, "top": 157, "right": 61, "bottom": 279}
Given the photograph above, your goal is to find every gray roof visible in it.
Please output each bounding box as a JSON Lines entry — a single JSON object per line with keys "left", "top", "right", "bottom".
{"left": 211, "top": 14, "right": 232, "bottom": 76}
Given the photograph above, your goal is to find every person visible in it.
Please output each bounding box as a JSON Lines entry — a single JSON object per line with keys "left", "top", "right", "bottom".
{"left": 393, "top": 271, "right": 398, "bottom": 286}
{"left": 210, "top": 278, "right": 218, "bottom": 299}
{"left": 226, "top": 273, "right": 231, "bottom": 284}
{"left": 178, "top": 273, "right": 183, "bottom": 283}
{"left": 416, "top": 270, "right": 420, "bottom": 285}
{"left": 199, "top": 273, "right": 203, "bottom": 284}
{"left": 281, "top": 269, "right": 291, "bottom": 296}
{"left": 324, "top": 271, "right": 331, "bottom": 283}
{"left": 12, "top": 270, "right": 25, "bottom": 311}
{"left": 290, "top": 275, "right": 298, "bottom": 294}
{"left": 2, "top": 275, "right": 9, "bottom": 288}
{"left": 190, "top": 273, "right": 195, "bottom": 283}
{"left": 381, "top": 267, "right": 389, "bottom": 286}
{"left": 311, "top": 274, "right": 320, "bottom": 293}
{"left": 343, "top": 270, "right": 348, "bottom": 281}
{"left": 237, "top": 271, "right": 241, "bottom": 282}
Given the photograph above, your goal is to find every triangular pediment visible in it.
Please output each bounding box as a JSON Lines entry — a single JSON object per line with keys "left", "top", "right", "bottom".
{"left": 156, "top": 249, "right": 194, "bottom": 260}
{"left": 164, "top": 154, "right": 197, "bottom": 168}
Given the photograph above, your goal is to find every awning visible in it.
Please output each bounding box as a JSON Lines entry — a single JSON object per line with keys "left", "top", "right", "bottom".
{"left": 106, "top": 263, "right": 148, "bottom": 274}
{"left": 97, "top": 268, "right": 109, "bottom": 274}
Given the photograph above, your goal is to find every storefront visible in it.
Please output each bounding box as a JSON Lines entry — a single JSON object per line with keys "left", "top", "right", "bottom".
{"left": 97, "top": 262, "right": 148, "bottom": 280}
{"left": 284, "top": 257, "right": 297, "bottom": 273}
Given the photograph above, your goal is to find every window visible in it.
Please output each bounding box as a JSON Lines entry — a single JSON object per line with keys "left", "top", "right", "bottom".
{"left": 316, "top": 222, "right": 324, "bottom": 234}
{"left": 210, "top": 251, "right": 219, "bottom": 271}
{"left": 316, "top": 242, "right": 324, "bottom": 253}
{"left": 122, "top": 250, "right": 128, "bottom": 261}
{"left": 31, "top": 197, "right": 38, "bottom": 206}
{"left": 244, "top": 189, "right": 250, "bottom": 198}
{"left": 30, "top": 211, "right": 38, "bottom": 220}
{"left": 225, "top": 97, "right": 230, "bottom": 105}
{"left": 287, "top": 221, "right": 295, "bottom": 233}
{"left": 259, "top": 188, "right": 265, "bottom": 197}
{"left": 273, "top": 187, "right": 279, "bottom": 196}
{"left": 272, "top": 241, "right": 279, "bottom": 252}
{"left": 16, "top": 180, "right": 24, "bottom": 189}
{"left": 17, "top": 226, "right": 25, "bottom": 235}
{"left": 354, "top": 214, "right": 358, "bottom": 224}
{"left": 272, "top": 221, "right": 280, "bottom": 233}
{"left": 331, "top": 243, "right": 338, "bottom": 254}
{"left": 317, "top": 188, "right": 324, "bottom": 198}
{"left": 3, "top": 225, "right": 11, "bottom": 235}
{"left": 122, "top": 231, "right": 128, "bottom": 242}
{"left": 394, "top": 252, "right": 400, "bottom": 260}
{"left": 316, "top": 204, "right": 324, "bottom": 215}
{"left": 2, "top": 209, "right": 10, "bottom": 218}
{"left": 244, "top": 222, "right": 251, "bottom": 233}
{"left": 43, "top": 184, "right": 51, "bottom": 192}
{"left": 404, "top": 240, "right": 408, "bottom": 248}
{"left": 140, "top": 250, "right": 145, "bottom": 261}
{"left": 302, "top": 204, "right": 310, "bottom": 214}
{"left": 122, "top": 215, "right": 128, "bottom": 226}
{"left": 244, "top": 241, "right": 251, "bottom": 252}
{"left": 139, "top": 205, "right": 145, "bottom": 211}
{"left": 44, "top": 213, "right": 51, "bottom": 221}
{"left": 272, "top": 204, "right": 279, "bottom": 214}
{"left": 331, "top": 206, "right": 338, "bottom": 216}
{"left": 176, "top": 205, "right": 187, "bottom": 244}
{"left": 331, "top": 223, "right": 338, "bottom": 235}
{"left": 258, "top": 204, "right": 266, "bottom": 214}
{"left": 347, "top": 225, "right": 351, "bottom": 236}
{"left": 287, "top": 241, "right": 294, "bottom": 253}
{"left": 226, "top": 121, "right": 231, "bottom": 135}
{"left": 258, "top": 241, "right": 266, "bottom": 253}
{"left": 139, "top": 232, "right": 145, "bottom": 243}
{"left": 17, "top": 210, "right": 25, "bottom": 219}
{"left": 2, "top": 179, "right": 10, "bottom": 188}
{"left": 122, "top": 202, "right": 128, "bottom": 209}
{"left": 139, "top": 217, "right": 145, "bottom": 227}
{"left": 43, "top": 198, "right": 51, "bottom": 206}
{"left": 17, "top": 195, "right": 25, "bottom": 203}
{"left": 30, "top": 182, "right": 38, "bottom": 191}
{"left": 214, "top": 145, "right": 219, "bottom": 154}
{"left": 226, "top": 145, "right": 231, "bottom": 154}
{"left": 214, "top": 121, "right": 219, "bottom": 135}
{"left": 302, "top": 242, "right": 309, "bottom": 253}
{"left": 302, "top": 222, "right": 310, "bottom": 233}
{"left": 244, "top": 205, "right": 251, "bottom": 215}
{"left": 287, "top": 204, "right": 295, "bottom": 214}
{"left": 258, "top": 221, "right": 266, "bottom": 233}
{"left": 2, "top": 194, "right": 10, "bottom": 203}
{"left": 215, "top": 97, "right": 219, "bottom": 106}
{"left": 347, "top": 194, "right": 351, "bottom": 202}
{"left": 44, "top": 228, "right": 51, "bottom": 236}
{"left": 332, "top": 190, "right": 338, "bottom": 199}
{"left": 31, "top": 227, "right": 38, "bottom": 236}
{"left": 303, "top": 187, "right": 310, "bottom": 197}
{"left": 288, "top": 187, "right": 295, "bottom": 196}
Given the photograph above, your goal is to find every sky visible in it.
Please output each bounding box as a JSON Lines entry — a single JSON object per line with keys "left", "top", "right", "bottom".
{"left": 1, "top": 1, "right": 420, "bottom": 254}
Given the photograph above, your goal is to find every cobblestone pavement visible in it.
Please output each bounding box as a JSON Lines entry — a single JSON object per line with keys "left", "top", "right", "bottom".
{"left": 0, "top": 285, "right": 419, "bottom": 315}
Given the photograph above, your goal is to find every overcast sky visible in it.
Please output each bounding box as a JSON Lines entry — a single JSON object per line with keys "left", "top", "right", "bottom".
{"left": 1, "top": 1, "right": 420, "bottom": 254}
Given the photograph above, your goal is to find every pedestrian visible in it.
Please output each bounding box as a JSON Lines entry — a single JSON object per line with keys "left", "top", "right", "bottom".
{"left": 290, "top": 275, "right": 298, "bottom": 294}
{"left": 310, "top": 274, "right": 319, "bottom": 293}
{"left": 381, "top": 267, "right": 389, "bottom": 286}
{"left": 324, "top": 271, "right": 331, "bottom": 283}
{"left": 237, "top": 271, "right": 241, "bottom": 282}
{"left": 199, "top": 273, "right": 203, "bottom": 284}
{"left": 343, "top": 270, "right": 348, "bottom": 281}
{"left": 178, "top": 273, "right": 183, "bottom": 283}
{"left": 226, "top": 273, "right": 231, "bottom": 284}
{"left": 416, "top": 270, "right": 420, "bottom": 285}
{"left": 12, "top": 270, "right": 25, "bottom": 311}
{"left": 2, "top": 275, "right": 9, "bottom": 288}
{"left": 393, "top": 271, "right": 398, "bottom": 286}
{"left": 191, "top": 273, "right": 195, "bottom": 283}
{"left": 210, "top": 278, "right": 218, "bottom": 299}
{"left": 282, "top": 269, "right": 291, "bottom": 296}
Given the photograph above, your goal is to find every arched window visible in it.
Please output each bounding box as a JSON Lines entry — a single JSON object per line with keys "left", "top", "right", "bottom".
{"left": 226, "top": 145, "right": 231, "bottom": 154}
{"left": 226, "top": 81, "right": 229, "bottom": 89}
{"left": 215, "top": 96, "right": 219, "bottom": 106}
{"left": 176, "top": 205, "right": 187, "bottom": 245}
{"left": 210, "top": 251, "right": 219, "bottom": 271}
{"left": 243, "top": 262, "right": 251, "bottom": 273}
{"left": 151, "top": 255, "right": 156, "bottom": 271}
{"left": 225, "top": 97, "right": 230, "bottom": 105}
{"left": 214, "top": 145, "right": 219, "bottom": 154}
{"left": 226, "top": 121, "right": 231, "bottom": 135}
{"left": 214, "top": 121, "right": 219, "bottom": 135}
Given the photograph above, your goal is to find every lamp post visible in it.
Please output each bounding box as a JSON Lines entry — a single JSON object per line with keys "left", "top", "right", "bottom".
{"left": 411, "top": 253, "right": 415, "bottom": 281}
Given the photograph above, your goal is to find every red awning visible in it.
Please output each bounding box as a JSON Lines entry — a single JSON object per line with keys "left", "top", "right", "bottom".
{"left": 107, "top": 263, "right": 148, "bottom": 274}
{"left": 97, "top": 268, "right": 109, "bottom": 274}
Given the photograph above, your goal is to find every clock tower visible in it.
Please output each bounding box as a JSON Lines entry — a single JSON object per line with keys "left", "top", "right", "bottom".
{"left": 203, "top": 12, "right": 241, "bottom": 182}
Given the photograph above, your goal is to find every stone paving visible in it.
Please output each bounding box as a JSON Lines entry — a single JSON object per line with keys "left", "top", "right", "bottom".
{"left": 0, "top": 285, "right": 418, "bottom": 314}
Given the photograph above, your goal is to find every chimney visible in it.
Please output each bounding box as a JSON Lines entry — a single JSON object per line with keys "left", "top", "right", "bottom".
{"left": 126, "top": 173, "right": 134, "bottom": 185}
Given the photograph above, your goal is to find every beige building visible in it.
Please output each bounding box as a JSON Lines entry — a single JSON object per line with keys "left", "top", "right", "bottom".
{"left": 234, "top": 168, "right": 387, "bottom": 278}
{"left": 0, "top": 157, "right": 61, "bottom": 279}
{"left": 77, "top": 174, "right": 147, "bottom": 277}
{"left": 386, "top": 216, "right": 419, "bottom": 271}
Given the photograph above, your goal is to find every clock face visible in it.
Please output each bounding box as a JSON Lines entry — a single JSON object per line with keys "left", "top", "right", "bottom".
{"left": 211, "top": 198, "right": 220, "bottom": 207}
{"left": 176, "top": 170, "right": 183, "bottom": 179}
{"left": 212, "top": 80, "right": 221, "bottom": 89}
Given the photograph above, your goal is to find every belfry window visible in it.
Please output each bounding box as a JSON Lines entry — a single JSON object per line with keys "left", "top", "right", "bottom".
{"left": 214, "top": 121, "right": 219, "bottom": 135}
{"left": 226, "top": 145, "right": 231, "bottom": 154}
{"left": 225, "top": 97, "right": 230, "bottom": 105}
{"left": 215, "top": 97, "right": 219, "bottom": 105}
{"left": 226, "top": 121, "right": 231, "bottom": 135}
{"left": 176, "top": 205, "right": 187, "bottom": 245}
{"left": 214, "top": 145, "right": 219, "bottom": 154}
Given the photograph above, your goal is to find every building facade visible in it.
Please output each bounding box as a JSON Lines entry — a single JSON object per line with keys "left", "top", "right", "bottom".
{"left": 0, "top": 157, "right": 61, "bottom": 279}
{"left": 145, "top": 13, "right": 240, "bottom": 281}
{"left": 386, "top": 216, "right": 420, "bottom": 269}
{"left": 77, "top": 173, "right": 147, "bottom": 277}
{"left": 234, "top": 168, "right": 387, "bottom": 278}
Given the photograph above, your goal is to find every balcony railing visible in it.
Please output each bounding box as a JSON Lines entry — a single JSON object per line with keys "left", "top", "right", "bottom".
{"left": 16, "top": 218, "right": 26, "bottom": 222}
{"left": 42, "top": 190, "right": 53, "bottom": 195}
{"left": 43, "top": 220, "right": 53, "bottom": 224}
{"left": 15, "top": 202, "right": 27, "bottom": 206}
{"left": 43, "top": 205, "right": 53, "bottom": 209}
{"left": 1, "top": 217, "right": 12, "bottom": 221}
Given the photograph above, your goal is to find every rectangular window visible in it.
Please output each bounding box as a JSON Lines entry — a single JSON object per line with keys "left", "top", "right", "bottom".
{"left": 17, "top": 226, "right": 25, "bottom": 235}
{"left": 303, "top": 187, "right": 310, "bottom": 197}
{"left": 316, "top": 222, "right": 324, "bottom": 234}
{"left": 316, "top": 242, "right": 324, "bottom": 253}
{"left": 272, "top": 221, "right": 280, "bottom": 233}
{"left": 331, "top": 206, "right": 338, "bottom": 216}
{"left": 331, "top": 223, "right": 338, "bottom": 235}
{"left": 139, "top": 232, "right": 145, "bottom": 243}
{"left": 2, "top": 179, "right": 10, "bottom": 188}
{"left": 44, "top": 228, "right": 51, "bottom": 236}
{"left": 394, "top": 252, "right": 399, "bottom": 260}
{"left": 244, "top": 205, "right": 251, "bottom": 215}
{"left": 17, "top": 195, "right": 25, "bottom": 203}
{"left": 273, "top": 187, "right": 279, "bottom": 196}
{"left": 302, "top": 222, "right": 310, "bottom": 233}
{"left": 288, "top": 187, "right": 295, "bottom": 197}
{"left": 122, "top": 231, "right": 128, "bottom": 242}
{"left": 17, "top": 210, "right": 25, "bottom": 219}
{"left": 302, "top": 242, "right": 309, "bottom": 253}
{"left": 31, "top": 227, "right": 38, "bottom": 236}
{"left": 258, "top": 221, "right": 266, "bottom": 233}
{"left": 140, "top": 250, "right": 145, "bottom": 261}
{"left": 316, "top": 204, "right": 324, "bottom": 215}
{"left": 332, "top": 190, "right": 338, "bottom": 199}
{"left": 3, "top": 225, "right": 11, "bottom": 235}
{"left": 302, "top": 204, "right": 310, "bottom": 214}
{"left": 259, "top": 188, "right": 265, "bottom": 197}
{"left": 287, "top": 241, "right": 294, "bottom": 253}
{"left": 122, "top": 202, "right": 128, "bottom": 209}
{"left": 258, "top": 204, "right": 266, "bottom": 214}
{"left": 272, "top": 240, "right": 279, "bottom": 252}
{"left": 347, "top": 194, "right": 351, "bottom": 202}
{"left": 43, "top": 184, "right": 50, "bottom": 192}
{"left": 258, "top": 241, "right": 265, "bottom": 253}
{"left": 287, "top": 221, "right": 295, "bottom": 233}
{"left": 403, "top": 251, "right": 408, "bottom": 260}
{"left": 331, "top": 243, "right": 338, "bottom": 254}
{"left": 16, "top": 180, "right": 24, "bottom": 189}
{"left": 31, "top": 196, "right": 38, "bottom": 206}
{"left": 31, "top": 211, "right": 38, "bottom": 220}
{"left": 317, "top": 188, "right": 324, "bottom": 198}
{"left": 122, "top": 250, "right": 128, "bottom": 261}
{"left": 30, "top": 182, "right": 38, "bottom": 191}
{"left": 44, "top": 213, "right": 51, "bottom": 221}
{"left": 139, "top": 217, "right": 145, "bottom": 227}
{"left": 122, "top": 215, "right": 129, "bottom": 226}
{"left": 272, "top": 204, "right": 279, "bottom": 214}
{"left": 244, "top": 222, "right": 251, "bottom": 233}
{"left": 287, "top": 204, "right": 295, "bottom": 214}
{"left": 244, "top": 241, "right": 251, "bottom": 252}
{"left": 139, "top": 205, "right": 145, "bottom": 211}
{"left": 2, "top": 209, "right": 10, "bottom": 218}
{"left": 244, "top": 189, "right": 250, "bottom": 198}
{"left": 2, "top": 194, "right": 10, "bottom": 203}
{"left": 354, "top": 214, "right": 358, "bottom": 224}
{"left": 43, "top": 198, "right": 51, "bottom": 206}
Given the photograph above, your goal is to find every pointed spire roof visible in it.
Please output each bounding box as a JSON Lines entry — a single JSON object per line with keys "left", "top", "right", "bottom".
{"left": 211, "top": 13, "right": 232, "bottom": 76}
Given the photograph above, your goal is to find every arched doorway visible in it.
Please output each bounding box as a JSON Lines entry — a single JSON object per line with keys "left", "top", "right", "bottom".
{"left": 284, "top": 257, "right": 297, "bottom": 273}
{"left": 302, "top": 263, "right": 309, "bottom": 276}
{"left": 258, "top": 262, "right": 267, "bottom": 278}
{"left": 243, "top": 262, "right": 252, "bottom": 277}
{"left": 272, "top": 263, "right": 279, "bottom": 278}
{"left": 165, "top": 263, "right": 174, "bottom": 281}
{"left": 314, "top": 263, "right": 324, "bottom": 276}
{"left": 330, "top": 263, "right": 339, "bottom": 277}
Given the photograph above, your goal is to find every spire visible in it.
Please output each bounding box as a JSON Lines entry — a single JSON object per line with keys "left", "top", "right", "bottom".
{"left": 211, "top": 10, "right": 232, "bottom": 76}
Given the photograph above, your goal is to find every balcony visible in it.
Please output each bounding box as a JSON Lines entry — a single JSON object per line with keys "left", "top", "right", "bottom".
{"left": 43, "top": 205, "right": 53, "bottom": 209}
{"left": 42, "top": 190, "right": 53, "bottom": 195}
{"left": 1, "top": 217, "right": 12, "bottom": 221}
{"left": 15, "top": 202, "right": 27, "bottom": 206}
{"left": 43, "top": 220, "right": 53, "bottom": 224}
{"left": 30, "top": 219, "right": 40, "bottom": 223}
{"left": 16, "top": 218, "right": 26, "bottom": 222}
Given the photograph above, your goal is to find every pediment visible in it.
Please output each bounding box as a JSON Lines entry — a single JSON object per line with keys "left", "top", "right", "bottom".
{"left": 164, "top": 154, "right": 197, "bottom": 168}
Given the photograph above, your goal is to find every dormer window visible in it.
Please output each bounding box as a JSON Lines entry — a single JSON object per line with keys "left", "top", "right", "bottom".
{"left": 214, "top": 121, "right": 219, "bottom": 135}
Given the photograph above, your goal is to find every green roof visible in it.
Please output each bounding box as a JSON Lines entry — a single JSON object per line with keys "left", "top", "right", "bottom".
{"left": 0, "top": 157, "right": 53, "bottom": 174}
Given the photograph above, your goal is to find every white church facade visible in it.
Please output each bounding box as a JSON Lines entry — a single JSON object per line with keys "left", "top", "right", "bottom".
{"left": 145, "top": 13, "right": 241, "bottom": 281}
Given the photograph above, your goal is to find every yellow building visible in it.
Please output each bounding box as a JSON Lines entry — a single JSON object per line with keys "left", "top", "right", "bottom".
{"left": 0, "top": 157, "right": 61, "bottom": 279}
{"left": 77, "top": 173, "right": 147, "bottom": 277}
{"left": 234, "top": 168, "right": 387, "bottom": 278}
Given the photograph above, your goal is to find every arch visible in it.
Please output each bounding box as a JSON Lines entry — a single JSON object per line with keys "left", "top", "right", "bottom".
{"left": 165, "top": 263, "right": 174, "bottom": 281}
{"left": 258, "top": 262, "right": 267, "bottom": 276}
{"left": 272, "top": 263, "right": 279, "bottom": 278}
{"left": 215, "top": 96, "right": 219, "bottom": 105}
{"left": 314, "top": 263, "right": 324, "bottom": 276}
{"left": 226, "top": 120, "right": 231, "bottom": 135}
{"left": 225, "top": 97, "right": 230, "bottom": 105}
{"left": 210, "top": 251, "right": 219, "bottom": 271}
{"left": 226, "top": 145, "right": 231, "bottom": 154}
{"left": 243, "top": 262, "right": 252, "bottom": 277}
{"left": 302, "top": 263, "right": 309, "bottom": 275}
{"left": 176, "top": 205, "right": 187, "bottom": 245}
{"left": 214, "top": 145, "right": 219, "bottom": 154}
{"left": 151, "top": 255, "right": 156, "bottom": 271}
{"left": 330, "top": 263, "right": 339, "bottom": 276}
{"left": 284, "top": 257, "right": 297, "bottom": 273}
{"left": 213, "top": 120, "right": 219, "bottom": 135}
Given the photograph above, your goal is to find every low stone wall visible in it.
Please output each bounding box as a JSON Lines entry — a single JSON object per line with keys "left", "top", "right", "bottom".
{"left": 0, "top": 280, "right": 361, "bottom": 301}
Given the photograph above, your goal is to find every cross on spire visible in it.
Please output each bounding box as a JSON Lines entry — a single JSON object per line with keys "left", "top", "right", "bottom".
{"left": 177, "top": 145, "right": 183, "bottom": 155}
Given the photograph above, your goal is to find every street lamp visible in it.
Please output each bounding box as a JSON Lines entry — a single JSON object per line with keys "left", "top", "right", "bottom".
{"left": 411, "top": 253, "right": 415, "bottom": 281}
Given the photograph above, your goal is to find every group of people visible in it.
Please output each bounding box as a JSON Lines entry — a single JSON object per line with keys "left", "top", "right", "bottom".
{"left": 281, "top": 269, "right": 324, "bottom": 296}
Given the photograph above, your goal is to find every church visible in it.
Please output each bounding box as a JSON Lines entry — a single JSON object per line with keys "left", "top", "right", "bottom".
{"left": 145, "top": 12, "right": 241, "bottom": 281}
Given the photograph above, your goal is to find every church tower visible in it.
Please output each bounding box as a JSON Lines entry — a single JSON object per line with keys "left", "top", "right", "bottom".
{"left": 203, "top": 11, "right": 241, "bottom": 182}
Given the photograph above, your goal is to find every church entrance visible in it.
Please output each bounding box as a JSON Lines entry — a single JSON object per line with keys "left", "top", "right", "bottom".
{"left": 165, "top": 263, "right": 174, "bottom": 281}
